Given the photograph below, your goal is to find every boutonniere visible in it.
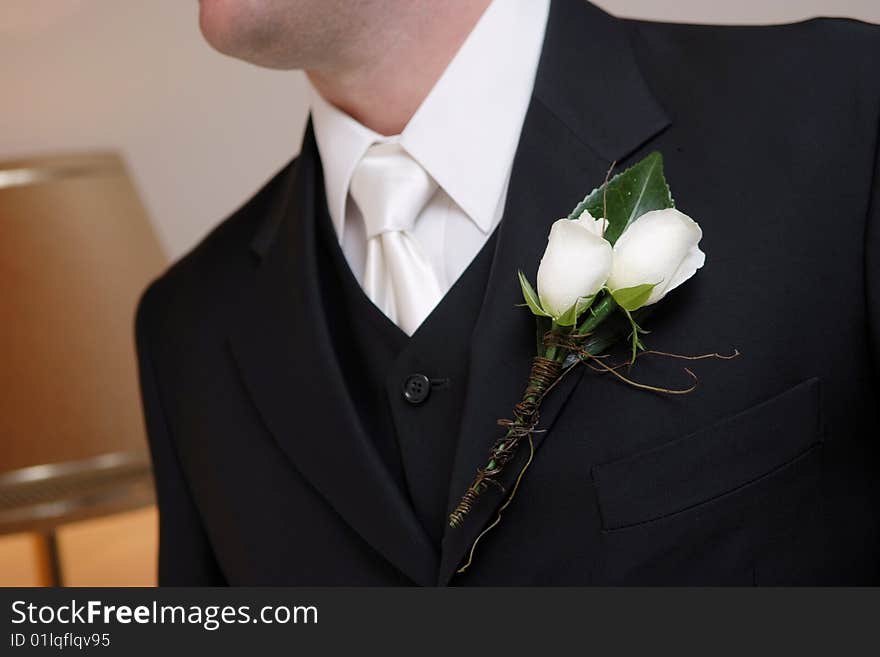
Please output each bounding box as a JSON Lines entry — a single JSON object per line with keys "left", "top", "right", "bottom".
{"left": 450, "top": 152, "right": 738, "bottom": 572}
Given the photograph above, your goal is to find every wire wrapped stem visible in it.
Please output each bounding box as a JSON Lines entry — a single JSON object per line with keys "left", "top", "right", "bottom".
{"left": 448, "top": 355, "right": 562, "bottom": 528}
{"left": 448, "top": 296, "right": 620, "bottom": 530}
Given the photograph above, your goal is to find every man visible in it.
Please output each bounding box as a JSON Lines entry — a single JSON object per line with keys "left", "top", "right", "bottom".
{"left": 137, "top": 0, "right": 880, "bottom": 585}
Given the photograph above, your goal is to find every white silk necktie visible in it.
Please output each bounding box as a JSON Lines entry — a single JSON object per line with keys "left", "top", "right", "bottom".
{"left": 349, "top": 143, "right": 443, "bottom": 335}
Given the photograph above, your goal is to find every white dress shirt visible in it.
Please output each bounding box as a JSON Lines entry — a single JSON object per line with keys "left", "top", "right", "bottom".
{"left": 308, "top": 0, "right": 550, "bottom": 325}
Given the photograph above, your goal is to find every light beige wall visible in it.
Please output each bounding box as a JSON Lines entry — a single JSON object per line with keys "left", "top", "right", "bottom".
{"left": 2, "top": 1, "right": 878, "bottom": 259}
{"left": 1, "top": 0, "right": 307, "bottom": 258}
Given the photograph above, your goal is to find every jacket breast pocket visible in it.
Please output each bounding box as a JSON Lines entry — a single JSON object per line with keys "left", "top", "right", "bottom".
{"left": 591, "top": 377, "right": 823, "bottom": 531}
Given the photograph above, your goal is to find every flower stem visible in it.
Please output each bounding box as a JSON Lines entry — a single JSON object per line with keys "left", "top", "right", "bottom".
{"left": 578, "top": 293, "right": 618, "bottom": 334}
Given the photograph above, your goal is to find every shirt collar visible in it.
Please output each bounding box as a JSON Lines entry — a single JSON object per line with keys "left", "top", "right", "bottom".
{"left": 308, "top": 0, "right": 550, "bottom": 237}
{"left": 308, "top": 86, "right": 382, "bottom": 239}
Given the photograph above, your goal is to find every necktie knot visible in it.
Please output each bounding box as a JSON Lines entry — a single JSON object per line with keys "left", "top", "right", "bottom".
{"left": 346, "top": 142, "right": 443, "bottom": 335}
{"left": 349, "top": 142, "right": 438, "bottom": 239}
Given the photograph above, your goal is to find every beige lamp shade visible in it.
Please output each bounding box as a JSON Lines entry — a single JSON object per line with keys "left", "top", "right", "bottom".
{"left": 0, "top": 152, "right": 166, "bottom": 474}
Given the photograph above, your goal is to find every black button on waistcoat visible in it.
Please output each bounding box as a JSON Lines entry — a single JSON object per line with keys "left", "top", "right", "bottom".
{"left": 402, "top": 374, "right": 431, "bottom": 405}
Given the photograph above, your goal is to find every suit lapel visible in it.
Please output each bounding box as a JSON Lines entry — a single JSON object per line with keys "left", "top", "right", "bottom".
{"left": 228, "top": 126, "right": 438, "bottom": 586}
{"left": 438, "top": 0, "right": 672, "bottom": 584}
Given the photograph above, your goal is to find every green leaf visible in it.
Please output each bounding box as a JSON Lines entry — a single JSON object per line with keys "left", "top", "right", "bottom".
{"left": 567, "top": 151, "right": 674, "bottom": 245}
{"left": 518, "top": 270, "right": 550, "bottom": 317}
{"left": 554, "top": 295, "right": 594, "bottom": 327}
{"left": 555, "top": 305, "right": 578, "bottom": 327}
{"left": 610, "top": 283, "right": 657, "bottom": 312}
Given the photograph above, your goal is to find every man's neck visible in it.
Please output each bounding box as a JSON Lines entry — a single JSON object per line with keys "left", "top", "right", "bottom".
{"left": 306, "top": 0, "right": 492, "bottom": 136}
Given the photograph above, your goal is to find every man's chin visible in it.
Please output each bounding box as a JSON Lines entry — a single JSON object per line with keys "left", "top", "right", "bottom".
{"left": 198, "top": 3, "right": 238, "bottom": 50}
{"left": 198, "top": 0, "right": 261, "bottom": 60}
{"left": 197, "top": 2, "right": 301, "bottom": 69}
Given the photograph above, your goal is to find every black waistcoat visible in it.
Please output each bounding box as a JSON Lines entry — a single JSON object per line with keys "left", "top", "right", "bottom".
{"left": 314, "top": 184, "right": 497, "bottom": 545}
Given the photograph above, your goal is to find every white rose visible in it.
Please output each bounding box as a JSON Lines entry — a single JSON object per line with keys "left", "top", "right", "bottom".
{"left": 607, "top": 208, "right": 705, "bottom": 307}
{"left": 536, "top": 211, "right": 613, "bottom": 318}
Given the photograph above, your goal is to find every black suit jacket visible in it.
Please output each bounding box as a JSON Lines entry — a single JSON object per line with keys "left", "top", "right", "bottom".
{"left": 136, "top": 0, "right": 880, "bottom": 585}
